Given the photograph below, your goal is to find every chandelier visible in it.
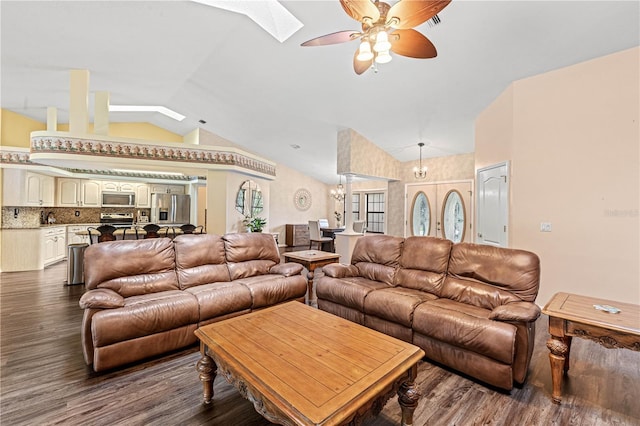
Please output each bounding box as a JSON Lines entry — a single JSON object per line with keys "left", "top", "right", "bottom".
{"left": 413, "top": 142, "right": 428, "bottom": 180}
{"left": 330, "top": 176, "right": 345, "bottom": 202}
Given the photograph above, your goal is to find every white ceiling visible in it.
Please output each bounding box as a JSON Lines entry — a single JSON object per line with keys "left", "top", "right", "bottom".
{"left": 2, "top": 1, "right": 638, "bottom": 184}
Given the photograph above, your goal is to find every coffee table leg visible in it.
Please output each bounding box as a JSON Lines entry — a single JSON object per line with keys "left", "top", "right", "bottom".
{"left": 547, "top": 336, "right": 569, "bottom": 404}
{"left": 397, "top": 364, "right": 420, "bottom": 426}
{"left": 196, "top": 342, "right": 217, "bottom": 404}
{"left": 307, "top": 266, "right": 316, "bottom": 308}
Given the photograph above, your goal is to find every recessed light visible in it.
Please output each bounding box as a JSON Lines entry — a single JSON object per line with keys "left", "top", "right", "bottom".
{"left": 109, "top": 105, "right": 186, "bottom": 121}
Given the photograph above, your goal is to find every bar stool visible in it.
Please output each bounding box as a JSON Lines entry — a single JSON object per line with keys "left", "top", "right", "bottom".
{"left": 142, "top": 224, "right": 161, "bottom": 239}
{"left": 87, "top": 225, "right": 117, "bottom": 244}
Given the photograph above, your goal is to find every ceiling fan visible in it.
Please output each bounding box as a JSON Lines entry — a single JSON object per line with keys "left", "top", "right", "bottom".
{"left": 301, "top": 0, "right": 451, "bottom": 75}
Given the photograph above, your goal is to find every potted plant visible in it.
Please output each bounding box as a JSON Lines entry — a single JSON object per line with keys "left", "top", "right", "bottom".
{"left": 243, "top": 216, "right": 267, "bottom": 233}
{"left": 334, "top": 211, "right": 342, "bottom": 228}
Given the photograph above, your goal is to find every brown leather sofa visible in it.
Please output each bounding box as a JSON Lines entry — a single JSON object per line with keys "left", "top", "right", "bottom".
{"left": 316, "top": 235, "right": 541, "bottom": 390}
{"left": 79, "top": 232, "right": 307, "bottom": 372}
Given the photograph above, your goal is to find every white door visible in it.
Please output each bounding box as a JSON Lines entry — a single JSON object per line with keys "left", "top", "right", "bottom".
{"left": 477, "top": 162, "right": 509, "bottom": 247}
{"left": 405, "top": 181, "right": 473, "bottom": 242}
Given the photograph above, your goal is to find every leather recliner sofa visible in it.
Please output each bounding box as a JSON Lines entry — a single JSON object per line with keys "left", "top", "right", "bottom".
{"left": 79, "top": 232, "right": 307, "bottom": 372}
{"left": 316, "top": 235, "right": 541, "bottom": 390}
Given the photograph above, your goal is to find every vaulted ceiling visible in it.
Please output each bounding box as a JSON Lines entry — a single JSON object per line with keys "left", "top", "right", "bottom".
{"left": 2, "top": 1, "right": 638, "bottom": 183}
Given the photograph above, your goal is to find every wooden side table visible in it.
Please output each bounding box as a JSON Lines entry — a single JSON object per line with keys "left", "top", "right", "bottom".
{"left": 283, "top": 250, "right": 340, "bottom": 307}
{"left": 542, "top": 292, "right": 640, "bottom": 403}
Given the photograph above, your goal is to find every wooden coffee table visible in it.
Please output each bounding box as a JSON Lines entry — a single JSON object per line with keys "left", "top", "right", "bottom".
{"left": 195, "top": 301, "right": 425, "bottom": 425}
{"left": 284, "top": 250, "right": 340, "bottom": 307}
{"left": 542, "top": 292, "right": 640, "bottom": 403}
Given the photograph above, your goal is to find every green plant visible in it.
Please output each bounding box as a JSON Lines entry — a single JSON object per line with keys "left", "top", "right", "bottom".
{"left": 243, "top": 216, "right": 267, "bottom": 232}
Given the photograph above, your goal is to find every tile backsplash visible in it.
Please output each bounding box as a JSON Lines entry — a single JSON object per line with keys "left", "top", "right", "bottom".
{"left": 1, "top": 207, "right": 150, "bottom": 229}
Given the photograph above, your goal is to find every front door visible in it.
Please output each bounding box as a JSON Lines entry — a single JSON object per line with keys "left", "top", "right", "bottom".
{"left": 405, "top": 180, "right": 473, "bottom": 243}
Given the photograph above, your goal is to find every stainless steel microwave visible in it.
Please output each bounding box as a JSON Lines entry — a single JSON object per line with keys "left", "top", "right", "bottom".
{"left": 101, "top": 191, "right": 136, "bottom": 207}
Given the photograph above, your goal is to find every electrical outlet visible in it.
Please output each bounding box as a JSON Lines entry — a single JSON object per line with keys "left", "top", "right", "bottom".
{"left": 540, "top": 222, "right": 552, "bottom": 232}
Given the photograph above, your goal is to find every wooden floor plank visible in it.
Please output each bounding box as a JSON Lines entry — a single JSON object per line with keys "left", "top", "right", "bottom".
{"left": 1, "top": 261, "right": 639, "bottom": 425}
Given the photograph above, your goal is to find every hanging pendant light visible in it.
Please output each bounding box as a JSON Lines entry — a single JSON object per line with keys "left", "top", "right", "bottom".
{"left": 413, "top": 142, "right": 428, "bottom": 179}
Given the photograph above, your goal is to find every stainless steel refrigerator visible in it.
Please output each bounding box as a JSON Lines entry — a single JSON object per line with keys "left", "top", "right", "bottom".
{"left": 150, "top": 193, "right": 191, "bottom": 224}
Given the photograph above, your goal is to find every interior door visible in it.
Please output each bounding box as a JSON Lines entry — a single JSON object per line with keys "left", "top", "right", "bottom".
{"left": 477, "top": 162, "right": 509, "bottom": 247}
{"left": 406, "top": 181, "right": 473, "bottom": 242}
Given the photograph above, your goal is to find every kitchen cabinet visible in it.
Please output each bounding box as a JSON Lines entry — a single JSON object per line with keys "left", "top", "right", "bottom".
{"left": 285, "top": 224, "right": 310, "bottom": 247}
{"left": 57, "top": 179, "right": 101, "bottom": 207}
{"left": 150, "top": 184, "right": 185, "bottom": 194}
{"left": 1, "top": 229, "right": 43, "bottom": 272}
{"left": 135, "top": 183, "right": 151, "bottom": 208}
{"left": 2, "top": 169, "right": 55, "bottom": 207}
{"left": 67, "top": 225, "right": 92, "bottom": 245}
{"left": 42, "top": 226, "right": 66, "bottom": 266}
{"left": 101, "top": 181, "right": 136, "bottom": 192}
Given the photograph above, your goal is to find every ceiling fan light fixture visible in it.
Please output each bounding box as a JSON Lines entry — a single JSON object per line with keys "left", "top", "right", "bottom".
{"left": 373, "top": 31, "right": 391, "bottom": 52}
{"left": 375, "top": 50, "right": 392, "bottom": 64}
{"left": 357, "top": 41, "right": 374, "bottom": 61}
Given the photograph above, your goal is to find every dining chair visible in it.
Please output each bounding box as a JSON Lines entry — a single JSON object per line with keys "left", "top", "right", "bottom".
{"left": 353, "top": 220, "right": 367, "bottom": 233}
{"left": 318, "top": 218, "right": 329, "bottom": 229}
{"left": 308, "top": 220, "right": 334, "bottom": 251}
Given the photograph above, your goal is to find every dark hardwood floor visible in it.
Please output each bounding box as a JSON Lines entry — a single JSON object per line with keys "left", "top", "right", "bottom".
{"left": 1, "top": 261, "right": 638, "bottom": 425}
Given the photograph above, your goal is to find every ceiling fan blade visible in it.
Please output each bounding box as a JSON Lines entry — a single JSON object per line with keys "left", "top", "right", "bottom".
{"left": 387, "top": 0, "right": 451, "bottom": 29}
{"left": 340, "top": 0, "right": 380, "bottom": 24}
{"left": 390, "top": 29, "right": 437, "bottom": 58}
{"left": 353, "top": 48, "right": 371, "bottom": 75}
{"left": 301, "top": 30, "right": 360, "bottom": 47}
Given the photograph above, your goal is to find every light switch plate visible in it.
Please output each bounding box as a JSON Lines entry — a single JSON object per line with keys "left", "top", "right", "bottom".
{"left": 540, "top": 222, "right": 552, "bottom": 232}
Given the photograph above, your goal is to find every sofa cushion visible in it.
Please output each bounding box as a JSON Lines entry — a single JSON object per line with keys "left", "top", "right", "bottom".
{"left": 351, "top": 235, "right": 404, "bottom": 285}
{"left": 234, "top": 274, "right": 307, "bottom": 309}
{"left": 316, "top": 276, "right": 389, "bottom": 311}
{"left": 364, "top": 287, "right": 438, "bottom": 327}
{"left": 413, "top": 299, "right": 516, "bottom": 365}
{"left": 395, "top": 236, "right": 452, "bottom": 295}
{"left": 223, "top": 233, "right": 280, "bottom": 280}
{"left": 84, "top": 238, "right": 179, "bottom": 297}
{"left": 174, "top": 234, "right": 231, "bottom": 289}
{"left": 443, "top": 243, "right": 540, "bottom": 308}
{"left": 90, "top": 290, "right": 199, "bottom": 347}
{"left": 185, "top": 282, "right": 253, "bottom": 321}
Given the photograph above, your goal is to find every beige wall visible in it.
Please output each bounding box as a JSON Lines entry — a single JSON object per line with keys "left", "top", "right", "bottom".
{"left": 269, "top": 163, "right": 333, "bottom": 244}
{"left": 0, "top": 108, "right": 183, "bottom": 148}
{"left": 337, "top": 128, "right": 401, "bottom": 180}
{"left": 387, "top": 153, "right": 475, "bottom": 237}
{"left": 476, "top": 47, "right": 639, "bottom": 306}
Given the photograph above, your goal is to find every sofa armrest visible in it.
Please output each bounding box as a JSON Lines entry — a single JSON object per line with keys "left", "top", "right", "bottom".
{"left": 489, "top": 301, "right": 541, "bottom": 322}
{"left": 270, "top": 262, "right": 304, "bottom": 277}
{"left": 79, "top": 288, "right": 125, "bottom": 309}
{"left": 323, "top": 263, "right": 359, "bottom": 278}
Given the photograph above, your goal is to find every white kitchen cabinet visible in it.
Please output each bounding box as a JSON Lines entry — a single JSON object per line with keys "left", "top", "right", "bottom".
{"left": 42, "top": 226, "right": 66, "bottom": 266}
{"left": 2, "top": 169, "right": 55, "bottom": 207}
{"left": 67, "top": 225, "right": 91, "bottom": 245}
{"left": 150, "top": 184, "right": 185, "bottom": 194}
{"left": 135, "top": 183, "right": 151, "bottom": 208}
{"left": 101, "top": 181, "right": 136, "bottom": 192}
{"left": 57, "top": 179, "right": 101, "bottom": 207}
